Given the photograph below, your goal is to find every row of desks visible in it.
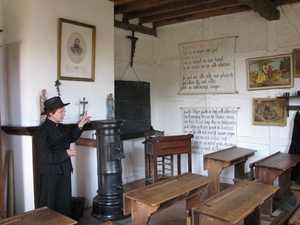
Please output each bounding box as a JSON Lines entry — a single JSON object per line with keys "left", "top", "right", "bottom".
{"left": 204, "top": 147, "right": 300, "bottom": 215}
{"left": 124, "top": 146, "right": 300, "bottom": 224}
{"left": 124, "top": 173, "right": 280, "bottom": 225}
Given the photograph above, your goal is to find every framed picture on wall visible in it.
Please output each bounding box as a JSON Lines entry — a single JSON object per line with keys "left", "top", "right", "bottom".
{"left": 252, "top": 98, "right": 286, "bottom": 126}
{"left": 58, "top": 18, "right": 96, "bottom": 82}
{"left": 247, "top": 54, "right": 293, "bottom": 90}
{"left": 293, "top": 49, "right": 300, "bottom": 78}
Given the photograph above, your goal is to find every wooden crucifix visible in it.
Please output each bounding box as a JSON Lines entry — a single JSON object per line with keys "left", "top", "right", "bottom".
{"left": 80, "top": 97, "right": 88, "bottom": 117}
{"left": 127, "top": 31, "right": 138, "bottom": 67}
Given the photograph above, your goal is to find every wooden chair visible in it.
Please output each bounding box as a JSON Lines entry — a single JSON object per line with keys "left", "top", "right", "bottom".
{"left": 143, "top": 127, "right": 174, "bottom": 184}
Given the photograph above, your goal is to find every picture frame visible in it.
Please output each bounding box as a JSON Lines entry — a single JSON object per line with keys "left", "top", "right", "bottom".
{"left": 252, "top": 98, "right": 286, "bottom": 126}
{"left": 247, "top": 54, "right": 293, "bottom": 90}
{"left": 58, "top": 18, "right": 96, "bottom": 82}
{"left": 293, "top": 49, "right": 300, "bottom": 78}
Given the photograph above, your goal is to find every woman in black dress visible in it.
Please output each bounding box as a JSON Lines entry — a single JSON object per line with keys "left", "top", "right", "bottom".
{"left": 36, "top": 96, "right": 91, "bottom": 217}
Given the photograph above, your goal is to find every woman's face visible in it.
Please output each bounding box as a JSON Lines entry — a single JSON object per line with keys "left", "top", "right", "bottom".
{"left": 49, "top": 107, "right": 66, "bottom": 123}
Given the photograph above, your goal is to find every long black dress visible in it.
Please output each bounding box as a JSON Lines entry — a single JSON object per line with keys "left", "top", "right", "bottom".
{"left": 36, "top": 118, "right": 83, "bottom": 217}
{"left": 289, "top": 112, "right": 300, "bottom": 181}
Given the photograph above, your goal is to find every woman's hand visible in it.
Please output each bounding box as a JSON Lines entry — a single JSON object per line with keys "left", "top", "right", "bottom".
{"left": 78, "top": 111, "right": 91, "bottom": 129}
{"left": 66, "top": 149, "right": 77, "bottom": 157}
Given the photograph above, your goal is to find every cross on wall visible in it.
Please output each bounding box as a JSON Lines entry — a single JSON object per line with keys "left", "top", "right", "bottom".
{"left": 127, "top": 31, "right": 138, "bottom": 67}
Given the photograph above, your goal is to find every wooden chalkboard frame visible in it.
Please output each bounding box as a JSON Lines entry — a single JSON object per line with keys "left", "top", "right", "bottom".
{"left": 114, "top": 80, "right": 151, "bottom": 140}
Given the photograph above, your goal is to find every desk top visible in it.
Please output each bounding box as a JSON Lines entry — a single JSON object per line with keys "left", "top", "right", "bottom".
{"left": 203, "top": 146, "right": 256, "bottom": 169}
{"left": 255, "top": 152, "right": 300, "bottom": 171}
{"left": 124, "top": 173, "right": 214, "bottom": 206}
{"left": 193, "top": 180, "right": 279, "bottom": 224}
{"left": 0, "top": 206, "right": 77, "bottom": 225}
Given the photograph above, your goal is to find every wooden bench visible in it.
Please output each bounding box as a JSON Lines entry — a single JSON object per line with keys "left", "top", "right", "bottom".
{"left": 289, "top": 202, "right": 300, "bottom": 225}
{"left": 233, "top": 151, "right": 280, "bottom": 183}
{"left": 123, "top": 173, "right": 214, "bottom": 225}
{"left": 268, "top": 202, "right": 300, "bottom": 225}
{"left": 192, "top": 179, "right": 279, "bottom": 225}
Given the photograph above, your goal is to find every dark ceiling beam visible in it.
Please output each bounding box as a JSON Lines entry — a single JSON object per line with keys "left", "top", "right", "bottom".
{"left": 139, "top": 0, "right": 244, "bottom": 24}
{"left": 153, "top": 5, "right": 250, "bottom": 27}
{"left": 114, "top": 20, "right": 157, "bottom": 37}
{"left": 123, "top": 0, "right": 212, "bottom": 20}
{"left": 114, "top": 0, "right": 183, "bottom": 14}
{"left": 273, "top": 0, "right": 300, "bottom": 4}
{"left": 109, "top": 0, "right": 136, "bottom": 6}
{"left": 112, "top": 0, "right": 300, "bottom": 30}
{"left": 237, "top": 0, "right": 280, "bottom": 20}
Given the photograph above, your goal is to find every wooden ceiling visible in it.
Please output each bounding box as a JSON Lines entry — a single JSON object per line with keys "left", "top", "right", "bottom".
{"left": 110, "top": 0, "right": 300, "bottom": 36}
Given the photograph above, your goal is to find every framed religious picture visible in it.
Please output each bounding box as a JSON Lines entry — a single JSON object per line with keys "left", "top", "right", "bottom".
{"left": 293, "top": 49, "right": 300, "bottom": 78}
{"left": 252, "top": 98, "right": 287, "bottom": 126}
{"left": 247, "top": 54, "right": 293, "bottom": 90}
{"left": 58, "top": 18, "right": 96, "bottom": 81}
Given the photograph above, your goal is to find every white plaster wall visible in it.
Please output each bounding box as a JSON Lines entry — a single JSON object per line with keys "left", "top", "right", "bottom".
{"left": 2, "top": 0, "right": 114, "bottom": 214}
{"left": 154, "top": 5, "right": 300, "bottom": 182}
{"left": 2, "top": 0, "right": 34, "bottom": 215}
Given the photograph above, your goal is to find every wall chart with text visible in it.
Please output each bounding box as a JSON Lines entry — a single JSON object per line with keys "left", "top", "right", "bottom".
{"left": 182, "top": 107, "right": 237, "bottom": 153}
{"left": 179, "top": 37, "right": 236, "bottom": 94}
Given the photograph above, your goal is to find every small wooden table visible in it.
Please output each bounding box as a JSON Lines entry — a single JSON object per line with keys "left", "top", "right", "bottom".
{"left": 192, "top": 180, "right": 279, "bottom": 225}
{"left": 144, "top": 134, "right": 193, "bottom": 184}
{"left": 255, "top": 152, "right": 300, "bottom": 215}
{"left": 203, "top": 146, "right": 256, "bottom": 197}
{"left": 123, "top": 172, "right": 214, "bottom": 225}
{"left": 0, "top": 206, "right": 77, "bottom": 225}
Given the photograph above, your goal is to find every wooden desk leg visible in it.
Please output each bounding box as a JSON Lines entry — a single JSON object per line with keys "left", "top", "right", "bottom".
{"left": 177, "top": 154, "right": 181, "bottom": 175}
{"left": 278, "top": 169, "right": 292, "bottom": 200}
{"left": 257, "top": 168, "right": 281, "bottom": 215}
{"left": 207, "top": 162, "right": 224, "bottom": 197}
{"left": 145, "top": 152, "right": 150, "bottom": 184}
{"left": 244, "top": 207, "right": 260, "bottom": 225}
{"left": 153, "top": 155, "right": 158, "bottom": 183}
{"left": 234, "top": 160, "right": 246, "bottom": 178}
{"left": 186, "top": 192, "right": 201, "bottom": 211}
{"left": 185, "top": 188, "right": 206, "bottom": 225}
{"left": 131, "top": 201, "right": 159, "bottom": 225}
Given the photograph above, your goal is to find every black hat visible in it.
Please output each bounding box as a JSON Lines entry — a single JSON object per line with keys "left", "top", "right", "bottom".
{"left": 41, "top": 96, "right": 70, "bottom": 115}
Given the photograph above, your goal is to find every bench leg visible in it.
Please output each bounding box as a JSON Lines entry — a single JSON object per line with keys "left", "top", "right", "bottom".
{"left": 293, "top": 191, "right": 300, "bottom": 204}
{"left": 186, "top": 187, "right": 208, "bottom": 225}
{"left": 131, "top": 201, "right": 159, "bottom": 225}
{"left": 244, "top": 207, "right": 260, "bottom": 225}
{"left": 206, "top": 161, "right": 224, "bottom": 197}
{"left": 185, "top": 210, "right": 191, "bottom": 225}
{"left": 234, "top": 160, "right": 246, "bottom": 178}
{"left": 277, "top": 169, "right": 292, "bottom": 199}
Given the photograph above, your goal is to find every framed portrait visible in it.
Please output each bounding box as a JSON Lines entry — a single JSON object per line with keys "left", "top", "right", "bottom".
{"left": 58, "top": 18, "right": 96, "bottom": 81}
{"left": 252, "top": 98, "right": 286, "bottom": 126}
{"left": 293, "top": 49, "right": 300, "bottom": 78}
{"left": 247, "top": 54, "right": 293, "bottom": 90}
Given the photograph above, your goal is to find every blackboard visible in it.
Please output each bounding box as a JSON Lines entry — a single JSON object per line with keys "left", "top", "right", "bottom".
{"left": 114, "top": 80, "right": 151, "bottom": 140}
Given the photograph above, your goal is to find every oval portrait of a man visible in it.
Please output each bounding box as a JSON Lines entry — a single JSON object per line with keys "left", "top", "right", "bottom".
{"left": 67, "top": 32, "right": 87, "bottom": 64}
